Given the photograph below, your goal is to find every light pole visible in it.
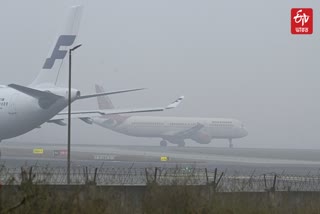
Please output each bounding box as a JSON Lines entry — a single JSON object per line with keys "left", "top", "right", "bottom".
{"left": 67, "top": 44, "right": 82, "bottom": 185}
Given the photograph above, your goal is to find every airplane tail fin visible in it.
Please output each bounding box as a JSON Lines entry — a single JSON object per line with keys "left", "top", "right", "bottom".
{"left": 95, "top": 84, "right": 115, "bottom": 110}
{"left": 30, "top": 5, "right": 83, "bottom": 88}
{"left": 95, "top": 84, "right": 129, "bottom": 124}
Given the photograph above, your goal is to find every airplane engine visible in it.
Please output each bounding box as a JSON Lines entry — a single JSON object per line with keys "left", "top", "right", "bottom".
{"left": 191, "top": 132, "right": 211, "bottom": 144}
{"left": 102, "top": 118, "right": 118, "bottom": 127}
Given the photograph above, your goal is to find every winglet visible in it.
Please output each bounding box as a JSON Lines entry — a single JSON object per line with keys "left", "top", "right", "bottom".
{"left": 166, "top": 96, "right": 184, "bottom": 109}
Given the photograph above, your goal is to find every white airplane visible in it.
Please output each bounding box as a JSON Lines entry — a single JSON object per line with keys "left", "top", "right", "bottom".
{"left": 86, "top": 85, "right": 248, "bottom": 148}
{"left": 0, "top": 5, "right": 182, "bottom": 142}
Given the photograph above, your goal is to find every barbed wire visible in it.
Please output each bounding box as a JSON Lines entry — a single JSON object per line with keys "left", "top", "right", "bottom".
{"left": 1, "top": 164, "right": 320, "bottom": 192}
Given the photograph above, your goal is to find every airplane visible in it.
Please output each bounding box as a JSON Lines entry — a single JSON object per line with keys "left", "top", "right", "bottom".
{"left": 0, "top": 5, "right": 182, "bottom": 142}
{"left": 83, "top": 84, "right": 248, "bottom": 148}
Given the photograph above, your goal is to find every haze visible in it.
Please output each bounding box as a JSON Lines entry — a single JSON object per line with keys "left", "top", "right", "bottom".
{"left": 0, "top": 0, "right": 319, "bottom": 149}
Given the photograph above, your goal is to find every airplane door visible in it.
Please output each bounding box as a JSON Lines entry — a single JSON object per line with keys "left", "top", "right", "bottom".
{"left": 8, "top": 94, "right": 18, "bottom": 115}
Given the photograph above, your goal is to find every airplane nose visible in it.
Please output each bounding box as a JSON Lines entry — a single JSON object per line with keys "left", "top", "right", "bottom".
{"left": 242, "top": 128, "right": 248, "bottom": 137}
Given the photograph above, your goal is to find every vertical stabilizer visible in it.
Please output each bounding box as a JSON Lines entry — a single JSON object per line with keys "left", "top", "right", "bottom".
{"left": 95, "top": 84, "right": 115, "bottom": 109}
{"left": 30, "top": 5, "right": 83, "bottom": 88}
{"left": 95, "top": 84, "right": 129, "bottom": 124}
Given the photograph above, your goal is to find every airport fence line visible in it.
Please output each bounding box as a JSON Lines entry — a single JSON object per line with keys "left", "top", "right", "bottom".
{"left": 1, "top": 165, "right": 320, "bottom": 192}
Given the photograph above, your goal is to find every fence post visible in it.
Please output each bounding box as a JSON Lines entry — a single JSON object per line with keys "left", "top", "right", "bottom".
{"left": 271, "top": 174, "right": 277, "bottom": 192}
{"left": 263, "top": 174, "right": 267, "bottom": 190}
{"left": 145, "top": 168, "right": 149, "bottom": 184}
{"left": 205, "top": 168, "right": 209, "bottom": 185}
{"left": 21, "top": 167, "right": 26, "bottom": 184}
{"left": 83, "top": 166, "right": 88, "bottom": 184}
{"left": 264, "top": 174, "right": 277, "bottom": 192}
{"left": 213, "top": 169, "right": 224, "bottom": 192}
{"left": 93, "top": 168, "right": 98, "bottom": 185}
{"left": 154, "top": 167, "right": 158, "bottom": 183}
{"left": 213, "top": 168, "right": 217, "bottom": 186}
{"left": 20, "top": 167, "right": 34, "bottom": 186}
{"left": 216, "top": 172, "right": 224, "bottom": 189}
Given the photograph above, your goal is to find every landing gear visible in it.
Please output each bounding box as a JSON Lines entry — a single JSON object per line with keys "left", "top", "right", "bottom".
{"left": 228, "top": 139, "right": 233, "bottom": 149}
{"left": 177, "top": 141, "right": 185, "bottom": 147}
{"left": 160, "top": 140, "right": 168, "bottom": 147}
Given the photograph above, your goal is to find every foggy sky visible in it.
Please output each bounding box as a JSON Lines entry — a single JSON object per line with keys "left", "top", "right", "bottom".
{"left": 0, "top": 0, "right": 319, "bottom": 149}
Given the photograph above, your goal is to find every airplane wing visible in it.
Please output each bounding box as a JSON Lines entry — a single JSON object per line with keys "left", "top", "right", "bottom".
{"left": 76, "top": 88, "right": 145, "bottom": 100}
{"left": 48, "top": 96, "right": 184, "bottom": 126}
{"left": 167, "top": 123, "right": 204, "bottom": 138}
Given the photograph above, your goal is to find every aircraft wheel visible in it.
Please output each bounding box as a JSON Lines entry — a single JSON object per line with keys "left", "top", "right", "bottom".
{"left": 229, "top": 139, "right": 233, "bottom": 149}
{"left": 160, "top": 140, "right": 167, "bottom": 147}
{"left": 177, "top": 142, "right": 185, "bottom": 147}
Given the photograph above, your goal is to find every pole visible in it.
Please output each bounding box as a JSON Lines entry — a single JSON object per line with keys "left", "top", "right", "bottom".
{"left": 67, "top": 49, "right": 72, "bottom": 184}
{"left": 67, "top": 44, "right": 82, "bottom": 185}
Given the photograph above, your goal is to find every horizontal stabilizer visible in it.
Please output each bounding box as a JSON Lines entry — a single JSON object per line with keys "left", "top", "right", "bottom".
{"left": 76, "top": 88, "right": 145, "bottom": 100}
{"left": 8, "top": 84, "right": 63, "bottom": 100}
{"left": 8, "top": 84, "right": 63, "bottom": 109}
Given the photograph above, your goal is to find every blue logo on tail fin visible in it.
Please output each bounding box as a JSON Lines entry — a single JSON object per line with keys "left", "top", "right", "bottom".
{"left": 43, "top": 35, "right": 76, "bottom": 69}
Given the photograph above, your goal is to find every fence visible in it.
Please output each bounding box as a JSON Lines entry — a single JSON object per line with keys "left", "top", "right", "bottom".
{"left": 1, "top": 164, "right": 320, "bottom": 192}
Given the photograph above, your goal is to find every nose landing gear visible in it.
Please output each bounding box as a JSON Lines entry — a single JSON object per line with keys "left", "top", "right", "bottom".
{"left": 160, "top": 140, "right": 168, "bottom": 147}
{"left": 177, "top": 141, "right": 186, "bottom": 147}
{"left": 228, "top": 139, "right": 233, "bottom": 149}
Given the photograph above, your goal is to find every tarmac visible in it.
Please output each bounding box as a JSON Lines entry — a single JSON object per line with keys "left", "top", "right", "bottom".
{"left": 1, "top": 142, "right": 320, "bottom": 176}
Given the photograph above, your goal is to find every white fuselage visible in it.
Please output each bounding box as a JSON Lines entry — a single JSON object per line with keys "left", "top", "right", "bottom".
{"left": 93, "top": 116, "right": 248, "bottom": 145}
{"left": 0, "top": 86, "right": 78, "bottom": 140}
{"left": 0, "top": 5, "right": 84, "bottom": 141}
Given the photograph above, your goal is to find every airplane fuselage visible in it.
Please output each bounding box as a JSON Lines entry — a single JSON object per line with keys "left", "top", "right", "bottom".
{"left": 0, "top": 86, "right": 78, "bottom": 140}
{"left": 93, "top": 116, "right": 248, "bottom": 145}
